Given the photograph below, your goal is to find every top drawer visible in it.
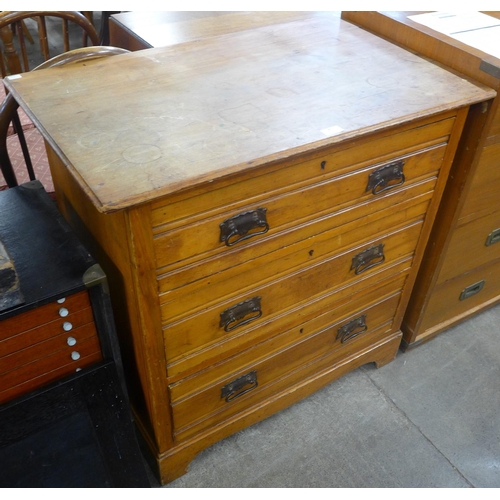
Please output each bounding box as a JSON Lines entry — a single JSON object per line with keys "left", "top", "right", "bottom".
{"left": 152, "top": 118, "right": 455, "bottom": 271}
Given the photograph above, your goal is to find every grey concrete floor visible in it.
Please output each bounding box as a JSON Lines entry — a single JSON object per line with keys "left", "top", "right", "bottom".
{"left": 154, "top": 304, "right": 500, "bottom": 488}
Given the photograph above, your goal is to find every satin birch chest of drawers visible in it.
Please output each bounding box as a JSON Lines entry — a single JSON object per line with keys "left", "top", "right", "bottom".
{"left": 5, "top": 13, "right": 494, "bottom": 484}
{"left": 342, "top": 11, "right": 500, "bottom": 349}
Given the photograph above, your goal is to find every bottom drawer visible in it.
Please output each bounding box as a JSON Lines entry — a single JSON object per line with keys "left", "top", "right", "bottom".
{"left": 170, "top": 291, "right": 401, "bottom": 441}
{"left": 416, "top": 257, "right": 500, "bottom": 340}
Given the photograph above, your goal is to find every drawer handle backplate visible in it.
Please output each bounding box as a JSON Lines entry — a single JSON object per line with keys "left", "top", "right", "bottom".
{"left": 366, "top": 160, "right": 405, "bottom": 195}
{"left": 219, "top": 208, "right": 269, "bottom": 247}
{"left": 351, "top": 244, "right": 385, "bottom": 275}
{"left": 221, "top": 371, "right": 258, "bottom": 402}
{"left": 336, "top": 314, "right": 368, "bottom": 343}
{"left": 220, "top": 296, "right": 262, "bottom": 332}
{"left": 459, "top": 280, "right": 485, "bottom": 301}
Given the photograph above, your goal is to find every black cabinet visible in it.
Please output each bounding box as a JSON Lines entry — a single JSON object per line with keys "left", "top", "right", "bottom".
{"left": 0, "top": 181, "right": 150, "bottom": 487}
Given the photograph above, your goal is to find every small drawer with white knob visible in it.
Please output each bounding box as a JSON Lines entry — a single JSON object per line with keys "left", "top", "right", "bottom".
{"left": 0, "top": 290, "right": 93, "bottom": 342}
{"left": 0, "top": 322, "right": 100, "bottom": 376}
{"left": 0, "top": 303, "right": 95, "bottom": 357}
{"left": 0, "top": 290, "right": 103, "bottom": 403}
{"left": 0, "top": 334, "right": 102, "bottom": 404}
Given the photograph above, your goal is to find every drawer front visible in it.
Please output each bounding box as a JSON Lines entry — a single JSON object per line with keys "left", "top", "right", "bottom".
{"left": 159, "top": 196, "right": 430, "bottom": 323}
{"left": 169, "top": 277, "right": 405, "bottom": 396}
{"left": 169, "top": 293, "right": 400, "bottom": 440}
{"left": 0, "top": 290, "right": 102, "bottom": 404}
{"left": 0, "top": 291, "right": 92, "bottom": 341}
{"left": 167, "top": 259, "right": 412, "bottom": 379}
{"left": 0, "top": 322, "right": 98, "bottom": 375}
{"left": 0, "top": 307, "right": 95, "bottom": 357}
{"left": 158, "top": 179, "right": 435, "bottom": 301}
{"left": 417, "top": 257, "right": 500, "bottom": 337}
{"left": 151, "top": 117, "right": 454, "bottom": 232}
{"left": 0, "top": 335, "right": 102, "bottom": 404}
{"left": 154, "top": 144, "right": 445, "bottom": 271}
{"left": 437, "top": 210, "right": 500, "bottom": 284}
{"left": 458, "top": 142, "right": 500, "bottom": 225}
{"left": 163, "top": 221, "right": 423, "bottom": 365}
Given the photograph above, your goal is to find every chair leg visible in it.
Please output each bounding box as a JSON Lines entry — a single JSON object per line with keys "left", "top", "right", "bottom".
{"left": 11, "top": 111, "right": 36, "bottom": 181}
{"left": 0, "top": 132, "right": 18, "bottom": 187}
{"left": 1, "top": 94, "right": 21, "bottom": 187}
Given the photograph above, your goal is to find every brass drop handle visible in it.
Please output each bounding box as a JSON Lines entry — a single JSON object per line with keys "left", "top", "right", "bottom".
{"left": 351, "top": 244, "right": 385, "bottom": 275}
{"left": 219, "top": 297, "right": 262, "bottom": 332}
{"left": 221, "top": 371, "right": 258, "bottom": 402}
{"left": 336, "top": 314, "right": 368, "bottom": 343}
{"left": 366, "top": 160, "right": 405, "bottom": 195}
{"left": 219, "top": 208, "right": 269, "bottom": 247}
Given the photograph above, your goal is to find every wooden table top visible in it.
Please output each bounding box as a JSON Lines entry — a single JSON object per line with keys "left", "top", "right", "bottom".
{"left": 109, "top": 11, "right": 327, "bottom": 49}
{"left": 4, "top": 13, "right": 495, "bottom": 213}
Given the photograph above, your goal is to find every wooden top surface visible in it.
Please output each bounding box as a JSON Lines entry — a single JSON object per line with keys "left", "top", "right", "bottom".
{"left": 360, "top": 12, "right": 500, "bottom": 64}
{"left": 5, "top": 13, "right": 495, "bottom": 213}
{"left": 110, "top": 11, "right": 317, "bottom": 48}
{"left": 341, "top": 11, "right": 500, "bottom": 89}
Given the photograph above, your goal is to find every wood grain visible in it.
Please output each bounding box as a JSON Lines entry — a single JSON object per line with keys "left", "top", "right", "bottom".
{"left": 109, "top": 11, "right": 328, "bottom": 51}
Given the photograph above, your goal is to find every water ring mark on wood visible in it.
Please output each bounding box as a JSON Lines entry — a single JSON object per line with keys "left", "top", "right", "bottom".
{"left": 122, "top": 144, "right": 162, "bottom": 164}
{"left": 78, "top": 132, "right": 114, "bottom": 149}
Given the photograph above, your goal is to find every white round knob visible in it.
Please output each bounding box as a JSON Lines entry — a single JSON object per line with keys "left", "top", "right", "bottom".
{"left": 59, "top": 307, "right": 69, "bottom": 317}
{"left": 63, "top": 322, "right": 73, "bottom": 331}
{"left": 71, "top": 351, "right": 80, "bottom": 361}
{"left": 67, "top": 336, "right": 77, "bottom": 346}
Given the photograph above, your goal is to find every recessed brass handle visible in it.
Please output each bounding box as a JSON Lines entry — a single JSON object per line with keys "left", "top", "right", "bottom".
{"left": 366, "top": 160, "right": 405, "bottom": 195}
{"left": 221, "top": 371, "right": 258, "bottom": 402}
{"left": 459, "top": 280, "right": 485, "bottom": 301}
{"left": 219, "top": 208, "right": 269, "bottom": 247}
{"left": 486, "top": 228, "right": 500, "bottom": 246}
{"left": 219, "top": 297, "right": 262, "bottom": 332}
{"left": 336, "top": 314, "right": 368, "bottom": 343}
{"left": 351, "top": 244, "right": 385, "bottom": 275}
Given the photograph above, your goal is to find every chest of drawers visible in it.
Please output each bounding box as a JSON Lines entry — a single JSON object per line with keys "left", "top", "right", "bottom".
{"left": 342, "top": 11, "right": 500, "bottom": 348}
{"left": 5, "top": 13, "right": 494, "bottom": 484}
